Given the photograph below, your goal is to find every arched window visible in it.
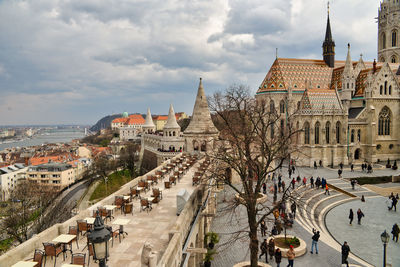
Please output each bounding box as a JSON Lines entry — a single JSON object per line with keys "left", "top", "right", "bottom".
{"left": 389, "top": 85, "right": 392, "bottom": 95}
{"left": 304, "top": 122, "right": 310, "bottom": 144}
{"left": 351, "top": 129, "right": 355, "bottom": 143}
{"left": 270, "top": 122, "right": 275, "bottom": 139}
{"left": 384, "top": 81, "right": 388, "bottom": 94}
{"left": 336, "top": 121, "right": 341, "bottom": 144}
{"left": 357, "top": 129, "right": 361, "bottom": 142}
{"left": 270, "top": 100, "right": 275, "bottom": 113}
{"left": 382, "top": 33, "right": 386, "bottom": 49}
{"left": 315, "top": 122, "right": 320, "bottom": 144}
{"left": 391, "top": 56, "right": 397, "bottom": 63}
{"left": 280, "top": 100, "right": 285, "bottom": 114}
{"left": 297, "top": 101, "right": 301, "bottom": 110}
{"left": 380, "top": 85, "right": 383, "bottom": 95}
{"left": 325, "top": 122, "right": 330, "bottom": 144}
{"left": 347, "top": 83, "right": 349, "bottom": 89}
{"left": 392, "top": 30, "right": 397, "bottom": 47}
{"left": 378, "top": 107, "right": 391, "bottom": 135}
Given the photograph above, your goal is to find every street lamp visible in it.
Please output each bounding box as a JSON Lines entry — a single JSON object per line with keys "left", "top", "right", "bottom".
{"left": 380, "top": 230, "right": 390, "bottom": 267}
{"left": 88, "top": 211, "right": 111, "bottom": 267}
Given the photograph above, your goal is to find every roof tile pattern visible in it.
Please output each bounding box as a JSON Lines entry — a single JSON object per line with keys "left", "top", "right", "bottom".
{"left": 300, "top": 88, "right": 342, "bottom": 113}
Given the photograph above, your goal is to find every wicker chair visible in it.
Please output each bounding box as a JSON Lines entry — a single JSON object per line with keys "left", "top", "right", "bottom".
{"left": 140, "top": 199, "right": 152, "bottom": 212}
{"left": 25, "top": 249, "right": 44, "bottom": 267}
{"left": 42, "top": 242, "right": 63, "bottom": 267}
{"left": 68, "top": 225, "right": 79, "bottom": 249}
{"left": 77, "top": 220, "right": 89, "bottom": 238}
{"left": 123, "top": 203, "right": 134, "bottom": 216}
{"left": 71, "top": 253, "right": 86, "bottom": 267}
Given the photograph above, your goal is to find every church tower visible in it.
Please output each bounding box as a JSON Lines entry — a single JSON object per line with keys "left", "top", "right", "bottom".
{"left": 377, "top": 0, "right": 400, "bottom": 63}
{"left": 322, "top": 5, "right": 335, "bottom": 68}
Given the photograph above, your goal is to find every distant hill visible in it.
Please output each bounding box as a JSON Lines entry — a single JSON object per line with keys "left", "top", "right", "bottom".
{"left": 90, "top": 114, "right": 121, "bottom": 132}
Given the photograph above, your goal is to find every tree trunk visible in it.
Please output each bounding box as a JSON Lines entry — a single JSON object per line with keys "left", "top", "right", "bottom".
{"left": 248, "top": 203, "right": 259, "bottom": 267}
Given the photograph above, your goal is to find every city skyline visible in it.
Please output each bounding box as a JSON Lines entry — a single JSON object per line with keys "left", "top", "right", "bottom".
{"left": 0, "top": 0, "right": 380, "bottom": 125}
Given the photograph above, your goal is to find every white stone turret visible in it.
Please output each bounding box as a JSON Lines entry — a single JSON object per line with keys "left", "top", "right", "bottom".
{"left": 143, "top": 108, "right": 155, "bottom": 133}
{"left": 184, "top": 78, "right": 219, "bottom": 153}
{"left": 341, "top": 44, "right": 356, "bottom": 105}
{"left": 163, "top": 104, "right": 180, "bottom": 137}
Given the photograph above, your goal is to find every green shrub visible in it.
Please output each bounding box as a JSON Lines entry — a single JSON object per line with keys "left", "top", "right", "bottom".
{"left": 284, "top": 236, "right": 300, "bottom": 246}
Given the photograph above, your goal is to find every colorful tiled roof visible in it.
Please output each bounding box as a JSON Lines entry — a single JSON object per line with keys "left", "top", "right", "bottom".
{"left": 300, "top": 88, "right": 342, "bottom": 112}
{"left": 258, "top": 58, "right": 334, "bottom": 93}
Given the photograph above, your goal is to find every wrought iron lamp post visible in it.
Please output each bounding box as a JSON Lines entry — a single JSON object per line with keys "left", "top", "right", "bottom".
{"left": 380, "top": 230, "right": 390, "bottom": 267}
{"left": 88, "top": 211, "right": 111, "bottom": 267}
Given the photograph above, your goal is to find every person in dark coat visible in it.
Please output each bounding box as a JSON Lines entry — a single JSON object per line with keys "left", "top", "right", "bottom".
{"left": 262, "top": 183, "right": 267, "bottom": 195}
{"left": 259, "top": 238, "right": 268, "bottom": 263}
{"left": 349, "top": 209, "right": 354, "bottom": 225}
{"left": 357, "top": 208, "right": 364, "bottom": 224}
{"left": 392, "top": 196, "right": 398, "bottom": 212}
{"left": 392, "top": 223, "right": 399, "bottom": 242}
{"left": 290, "top": 202, "right": 296, "bottom": 219}
{"left": 268, "top": 238, "right": 275, "bottom": 260}
{"left": 310, "top": 228, "right": 320, "bottom": 254}
{"left": 314, "top": 161, "right": 317, "bottom": 169}
{"left": 275, "top": 248, "right": 282, "bottom": 267}
{"left": 291, "top": 178, "right": 296, "bottom": 190}
{"left": 321, "top": 178, "right": 326, "bottom": 189}
{"left": 260, "top": 220, "right": 267, "bottom": 237}
{"left": 341, "top": 241, "right": 350, "bottom": 267}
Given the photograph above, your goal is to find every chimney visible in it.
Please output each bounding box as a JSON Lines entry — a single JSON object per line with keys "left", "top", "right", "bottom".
{"left": 373, "top": 59, "right": 377, "bottom": 73}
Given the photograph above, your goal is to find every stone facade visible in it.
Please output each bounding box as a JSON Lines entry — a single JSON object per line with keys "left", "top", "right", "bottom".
{"left": 256, "top": 11, "right": 400, "bottom": 167}
{"left": 378, "top": 0, "right": 400, "bottom": 63}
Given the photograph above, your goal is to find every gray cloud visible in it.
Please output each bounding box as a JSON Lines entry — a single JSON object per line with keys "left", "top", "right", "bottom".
{"left": 0, "top": 0, "right": 379, "bottom": 125}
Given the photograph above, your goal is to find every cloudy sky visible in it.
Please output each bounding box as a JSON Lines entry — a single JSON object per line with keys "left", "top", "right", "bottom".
{"left": 0, "top": 0, "right": 380, "bottom": 125}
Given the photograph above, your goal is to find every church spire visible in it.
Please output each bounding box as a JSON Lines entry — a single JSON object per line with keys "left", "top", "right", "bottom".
{"left": 164, "top": 104, "right": 180, "bottom": 129}
{"left": 323, "top": 2, "right": 335, "bottom": 68}
{"left": 343, "top": 43, "right": 353, "bottom": 74}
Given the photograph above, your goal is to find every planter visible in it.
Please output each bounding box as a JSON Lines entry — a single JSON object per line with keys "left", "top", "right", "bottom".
{"left": 235, "top": 193, "right": 268, "bottom": 205}
{"left": 267, "top": 235, "right": 306, "bottom": 258}
{"left": 233, "top": 261, "right": 272, "bottom": 267}
{"left": 205, "top": 261, "right": 211, "bottom": 267}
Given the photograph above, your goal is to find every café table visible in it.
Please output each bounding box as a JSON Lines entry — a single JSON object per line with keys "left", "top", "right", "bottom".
{"left": 84, "top": 217, "right": 95, "bottom": 225}
{"left": 112, "top": 218, "right": 130, "bottom": 237}
{"left": 11, "top": 261, "right": 39, "bottom": 267}
{"left": 52, "top": 234, "right": 76, "bottom": 260}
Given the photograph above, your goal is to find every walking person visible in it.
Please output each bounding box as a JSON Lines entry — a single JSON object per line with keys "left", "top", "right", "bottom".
{"left": 302, "top": 177, "right": 307, "bottom": 186}
{"left": 278, "top": 179, "right": 282, "bottom": 193}
{"left": 281, "top": 180, "right": 285, "bottom": 192}
{"left": 391, "top": 196, "right": 398, "bottom": 211}
{"left": 324, "top": 184, "right": 330, "bottom": 195}
{"left": 386, "top": 196, "right": 393, "bottom": 210}
{"left": 310, "top": 176, "right": 314, "bottom": 188}
{"left": 262, "top": 183, "right": 267, "bottom": 195}
{"left": 349, "top": 209, "right": 354, "bottom": 225}
{"left": 338, "top": 168, "right": 342, "bottom": 178}
{"left": 286, "top": 245, "right": 295, "bottom": 267}
{"left": 314, "top": 161, "right": 317, "bottom": 169}
{"left": 290, "top": 202, "right": 296, "bottom": 219}
{"left": 259, "top": 238, "right": 269, "bottom": 263}
{"left": 357, "top": 208, "right": 364, "bottom": 225}
{"left": 291, "top": 178, "right": 296, "bottom": 190}
{"left": 392, "top": 223, "right": 399, "bottom": 242}
{"left": 275, "top": 248, "right": 282, "bottom": 267}
{"left": 260, "top": 220, "right": 267, "bottom": 237}
{"left": 321, "top": 178, "right": 326, "bottom": 190}
{"left": 350, "top": 179, "right": 355, "bottom": 190}
{"left": 350, "top": 163, "right": 354, "bottom": 172}
{"left": 310, "top": 228, "right": 320, "bottom": 254}
{"left": 341, "top": 241, "right": 350, "bottom": 267}
{"left": 268, "top": 238, "right": 275, "bottom": 261}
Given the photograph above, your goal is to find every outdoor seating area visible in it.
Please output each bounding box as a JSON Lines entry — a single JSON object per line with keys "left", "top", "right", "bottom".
{"left": 192, "top": 157, "right": 210, "bottom": 185}
{"left": 10, "top": 153, "right": 203, "bottom": 267}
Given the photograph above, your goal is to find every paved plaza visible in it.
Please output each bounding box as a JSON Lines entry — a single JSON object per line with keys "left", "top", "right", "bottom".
{"left": 211, "top": 164, "right": 400, "bottom": 267}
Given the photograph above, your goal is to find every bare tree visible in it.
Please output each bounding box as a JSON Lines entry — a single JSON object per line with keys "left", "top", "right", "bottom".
{"left": 0, "top": 181, "right": 56, "bottom": 244}
{"left": 119, "top": 142, "right": 140, "bottom": 178}
{"left": 207, "top": 85, "right": 300, "bottom": 266}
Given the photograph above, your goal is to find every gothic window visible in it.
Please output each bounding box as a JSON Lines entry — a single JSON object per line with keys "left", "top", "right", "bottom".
{"left": 389, "top": 85, "right": 392, "bottom": 94}
{"left": 201, "top": 141, "right": 206, "bottom": 152}
{"left": 270, "top": 100, "right": 275, "bottom": 113}
{"left": 391, "top": 56, "right": 397, "bottom": 63}
{"left": 351, "top": 129, "right": 355, "bottom": 143}
{"left": 384, "top": 81, "right": 388, "bottom": 94}
{"left": 380, "top": 85, "right": 383, "bottom": 95}
{"left": 382, "top": 33, "right": 386, "bottom": 49}
{"left": 378, "top": 107, "right": 391, "bottom": 135}
{"left": 336, "top": 121, "right": 341, "bottom": 144}
{"left": 325, "top": 122, "right": 330, "bottom": 144}
{"left": 347, "top": 83, "right": 349, "bottom": 89}
{"left": 280, "top": 100, "right": 285, "bottom": 114}
{"left": 297, "top": 101, "right": 301, "bottom": 110}
{"left": 392, "top": 30, "right": 397, "bottom": 47}
{"left": 270, "top": 122, "right": 275, "bottom": 139}
{"left": 304, "top": 122, "right": 310, "bottom": 144}
{"left": 357, "top": 129, "right": 361, "bottom": 142}
{"left": 315, "top": 122, "right": 320, "bottom": 145}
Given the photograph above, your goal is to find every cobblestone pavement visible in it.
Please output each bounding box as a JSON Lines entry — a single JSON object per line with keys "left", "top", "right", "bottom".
{"left": 210, "top": 165, "right": 399, "bottom": 267}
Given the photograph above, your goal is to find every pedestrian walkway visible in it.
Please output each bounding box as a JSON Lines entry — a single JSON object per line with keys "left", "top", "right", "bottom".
{"left": 210, "top": 165, "right": 399, "bottom": 267}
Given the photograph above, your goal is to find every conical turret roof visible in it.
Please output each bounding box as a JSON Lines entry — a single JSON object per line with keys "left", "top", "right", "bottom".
{"left": 164, "top": 104, "right": 180, "bottom": 129}
{"left": 343, "top": 43, "right": 353, "bottom": 74}
{"left": 143, "top": 108, "right": 155, "bottom": 127}
{"left": 184, "top": 78, "right": 218, "bottom": 135}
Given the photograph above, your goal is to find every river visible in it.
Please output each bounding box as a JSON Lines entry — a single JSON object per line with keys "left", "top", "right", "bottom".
{"left": 0, "top": 128, "right": 85, "bottom": 151}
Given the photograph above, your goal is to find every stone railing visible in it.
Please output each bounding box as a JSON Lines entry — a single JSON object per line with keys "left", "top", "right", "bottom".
{"left": 157, "top": 186, "right": 205, "bottom": 267}
{"left": 0, "top": 153, "right": 183, "bottom": 266}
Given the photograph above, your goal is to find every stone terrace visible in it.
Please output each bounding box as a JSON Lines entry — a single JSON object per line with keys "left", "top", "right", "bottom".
{"left": 2, "top": 153, "right": 205, "bottom": 267}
